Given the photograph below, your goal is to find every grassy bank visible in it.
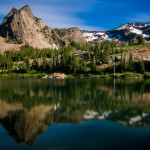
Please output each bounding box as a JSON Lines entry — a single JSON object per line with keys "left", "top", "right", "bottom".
{"left": 1, "top": 71, "right": 150, "bottom": 80}
{"left": 0, "top": 72, "right": 46, "bottom": 79}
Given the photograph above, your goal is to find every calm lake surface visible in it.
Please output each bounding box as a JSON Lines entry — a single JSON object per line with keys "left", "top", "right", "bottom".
{"left": 0, "top": 79, "right": 150, "bottom": 150}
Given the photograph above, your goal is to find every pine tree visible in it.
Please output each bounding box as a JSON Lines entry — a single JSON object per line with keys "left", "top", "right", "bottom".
{"left": 127, "top": 53, "right": 134, "bottom": 71}
{"left": 24, "top": 57, "right": 30, "bottom": 72}
{"left": 129, "top": 39, "right": 133, "bottom": 46}
{"left": 120, "top": 53, "right": 124, "bottom": 72}
{"left": 140, "top": 57, "right": 145, "bottom": 73}
{"left": 91, "top": 53, "right": 96, "bottom": 72}
{"left": 138, "top": 35, "right": 144, "bottom": 45}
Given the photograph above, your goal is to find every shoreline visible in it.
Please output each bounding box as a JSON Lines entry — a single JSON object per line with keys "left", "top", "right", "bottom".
{"left": 0, "top": 72, "right": 150, "bottom": 79}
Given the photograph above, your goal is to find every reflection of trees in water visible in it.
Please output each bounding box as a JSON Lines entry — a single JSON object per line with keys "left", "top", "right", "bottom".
{"left": 100, "top": 79, "right": 150, "bottom": 104}
{"left": 0, "top": 79, "right": 150, "bottom": 109}
{"left": 0, "top": 79, "right": 150, "bottom": 145}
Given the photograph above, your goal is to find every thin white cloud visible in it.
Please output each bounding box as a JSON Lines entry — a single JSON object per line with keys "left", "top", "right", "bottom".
{"left": 128, "top": 14, "right": 150, "bottom": 22}
{"left": 38, "top": 10, "right": 102, "bottom": 30}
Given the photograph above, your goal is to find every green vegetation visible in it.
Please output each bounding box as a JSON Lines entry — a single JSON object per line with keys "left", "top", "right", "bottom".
{"left": 128, "top": 35, "right": 145, "bottom": 46}
{"left": 0, "top": 40, "right": 150, "bottom": 79}
{"left": 0, "top": 72, "right": 46, "bottom": 79}
{"left": 138, "top": 35, "right": 145, "bottom": 45}
{"left": 35, "top": 17, "right": 41, "bottom": 23}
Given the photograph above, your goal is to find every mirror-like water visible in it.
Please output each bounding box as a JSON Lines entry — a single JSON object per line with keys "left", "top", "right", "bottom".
{"left": 0, "top": 79, "right": 150, "bottom": 150}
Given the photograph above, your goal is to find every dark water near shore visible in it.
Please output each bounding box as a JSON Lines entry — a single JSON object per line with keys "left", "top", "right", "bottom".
{"left": 0, "top": 79, "right": 150, "bottom": 150}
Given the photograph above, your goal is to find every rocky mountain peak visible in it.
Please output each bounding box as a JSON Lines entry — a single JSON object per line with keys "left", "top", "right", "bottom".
{"left": 20, "top": 5, "right": 34, "bottom": 18}
{"left": 10, "top": 7, "right": 18, "bottom": 14}
{"left": 0, "top": 5, "right": 56, "bottom": 49}
{"left": 2, "top": 7, "right": 18, "bottom": 24}
{"left": 0, "top": 5, "right": 86, "bottom": 51}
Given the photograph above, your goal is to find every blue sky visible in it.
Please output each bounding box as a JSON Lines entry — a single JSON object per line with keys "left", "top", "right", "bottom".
{"left": 0, "top": 0, "right": 150, "bottom": 31}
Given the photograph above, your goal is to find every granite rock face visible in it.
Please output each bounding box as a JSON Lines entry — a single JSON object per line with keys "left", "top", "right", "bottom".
{"left": 0, "top": 5, "right": 56, "bottom": 49}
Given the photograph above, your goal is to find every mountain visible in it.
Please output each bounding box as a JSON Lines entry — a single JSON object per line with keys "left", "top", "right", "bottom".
{"left": 0, "top": 5, "right": 86, "bottom": 51}
{"left": 82, "top": 22, "right": 150, "bottom": 42}
{"left": 51, "top": 27, "right": 86, "bottom": 45}
{"left": 0, "top": 5, "right": 56, "bottom": 49}
{"left": 0, "top": 5, "right": 150, "bottom": 51}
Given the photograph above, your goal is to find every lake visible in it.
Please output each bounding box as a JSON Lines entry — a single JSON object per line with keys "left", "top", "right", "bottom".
{"left": 0, "top": 79, "right": 150, "bottom": 150}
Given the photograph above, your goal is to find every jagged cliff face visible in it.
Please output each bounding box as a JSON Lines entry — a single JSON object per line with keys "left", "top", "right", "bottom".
{"left": 0, "top": 5, "right": 56, "bottom": 49}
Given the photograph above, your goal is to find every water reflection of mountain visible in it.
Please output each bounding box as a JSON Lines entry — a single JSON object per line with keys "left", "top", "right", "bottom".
{"left": 0, "top": 101, "right": 58, "bottom": 145}
{"left": 0, "top": 79, "right": 150, "bottom": 145}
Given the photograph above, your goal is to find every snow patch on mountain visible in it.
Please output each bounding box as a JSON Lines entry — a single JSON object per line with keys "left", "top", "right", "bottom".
{"left": 83, "top": 32, "right": 98, "bottom": 41}
{"left": 83, "top": 32, "right": 105, "bottom": 42}
{"left": 130, "top": 27, "right": 142, "bottom": 34}
{"left": 116, "top": 25, "right": 128, "bottom": 30}
{"left": 143, "top": 34, "right": 149, "bottom": 38}
{"left": 82, "top": 22, "right": 150, "bottom": 42}
{"left": 102, "top": 34, "right": 111, "bottom": 40}
{"left": 97, "top": 32, "right": 105, "bottom": 36}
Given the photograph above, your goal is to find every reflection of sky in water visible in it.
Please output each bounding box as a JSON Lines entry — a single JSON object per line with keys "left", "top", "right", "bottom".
{"left": 0, "top": 125, "right": 29, "bottom": 150}
{"left": 1, "top": 121, "right": 150, "bottom": 150}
